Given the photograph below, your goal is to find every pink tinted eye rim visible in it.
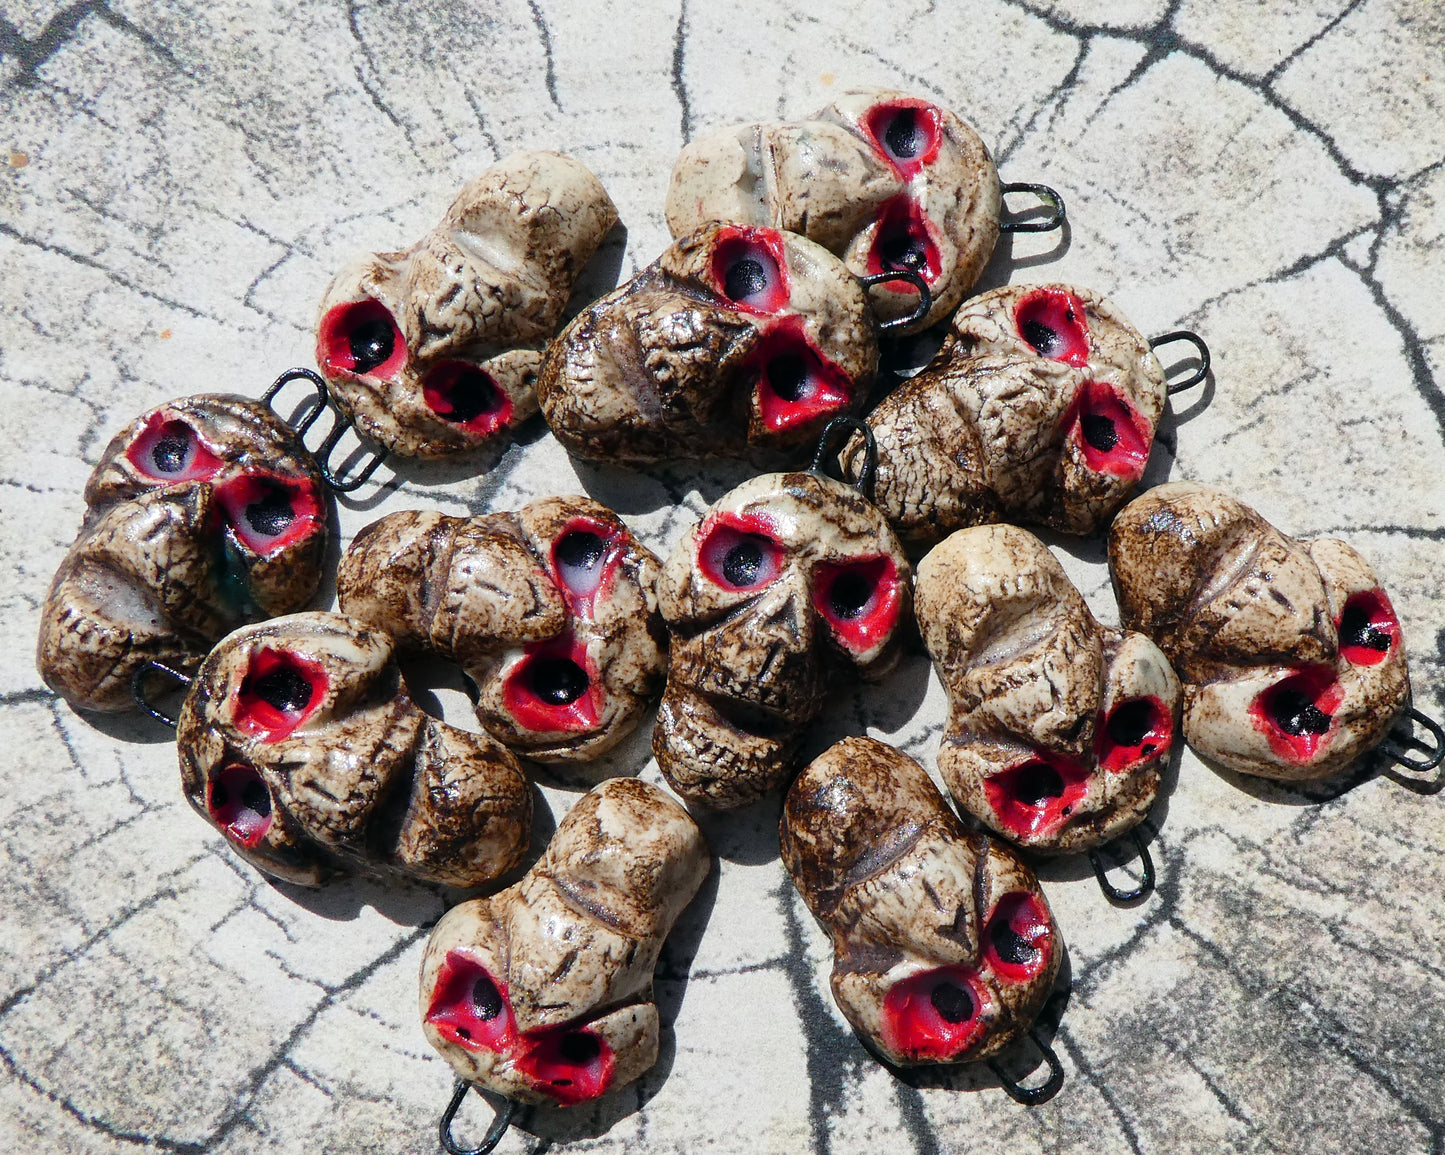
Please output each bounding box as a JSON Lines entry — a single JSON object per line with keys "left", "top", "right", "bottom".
{"left": 550, "top": 518, "right": 622, "bottom": 611}
{"left": 751, "top": 317, "right": 854, "bottom": 433}
{"left": 216, "top": 472, "right": 323, "bottom": 556}
{"left": 1070, "top": 382, "right": 1151, "bottom": 479}
{"left": 502, "top": 638, "right": 599, "bottom": 734}
{"left": 982, "top": 892, "right": 1052, "bottom": 983}
{"left": 881, "top": 965, "right": 988, "bottom": 1061}
{"left": 516, "top": 1025, "right": 616, "bottom": 1106}
{"left": 1097, "top": 696, "right": 1173, "bottom": 772}
{"left": 1250, "top": 666, "right": 1341, "bottom": 763}
{"left": 1337, "top": 590, "right": 1399, "bottom": 666}
{"left": 1015, "top": 288, "right": 1090, "bottom": 366}
{"left": 125, "top": 415, "right": 224, "bottom": 483}
{"left": 425, "top": 951, "right": 515, "bottom": 1053}
{"left": 207, "top": 763, "right": 272, "bottom": 847}
{"left": 863, "top": 100, "right": 944, "bottom": 177}
{"left": 697, "top": 515, "right": 785, "bottom": 592}
{"left": 234, "top": 648, "right": 327, "bottom": 742}
{"left": 316, "top": 298, "right": 405, "bottom": 379}
{"left": 710, "top": 227, "right": 789, "bottom": 313}
{"left": 865, "top": 196, "right": 941, "bottom": 289}
{"left": 421, "top": 361, "right": 512, "bottom": 434}
{"left": 813, "top": 556, "right": 901, "bottom": 651}
{"left": 983, "top": 754, "right": 1093, "bottom": 840}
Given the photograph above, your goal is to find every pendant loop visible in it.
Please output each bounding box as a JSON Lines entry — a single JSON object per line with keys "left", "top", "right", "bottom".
{"left": 810, "top": 415, "right": 877, "bottom": 497}
{"left": 438, "top": 1081, "right": 518, "bottom": 1155}
{"left": 1150, "top": 330, "right": 1212, "bottom": 395}
{"left": 130, "top": 660, "right": 193, "bottom": 729}
{"left": 1378, "top": 707, "right": 1445, "bottom": 793}
{"left": 857, "top": 269, "right": 934, "bottom": 336}
{"left": 999, "top": 183, "right": 1067, "bottom": 235}
{"left": 263, "top": 366, "right": 389, "bottom": 494}
{"left": 988, "top": 1030, "right": 1065, "bottom": 1105}
{"left": 1088, "top": 828, "right": 1156, "bottom": 904}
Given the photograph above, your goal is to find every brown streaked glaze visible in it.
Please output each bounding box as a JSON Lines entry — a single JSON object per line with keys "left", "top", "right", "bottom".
{"left": 654, "top": 471, "right": 911, "bottom": 809}
{"left": 781, "top": 737, "right": 1061, "bottom": 1066}
{"left": 843, "top": 283, "right": 1167, "bottom": 542}
{"left": 37, "top": 394, "right": 330, "bottom": 713}
{"left": 419, "top": 777, "right": 708, "bottom": 1106}
{"left": 337, "top": 496, "right": 665, "bottom": 763}
{"left": 1109, "top": 482, "right": 1410, "bottom": 781}
{"left": 537, "top": 222, "right": 878, "bottom": 465}
{"left": 176, "top": 611, "right": 530, "bottom": 887}
{"left": 916, "top": 525, "right": 1179, "bottom": 853}
{"left": 315, "top": 151, "right": 618, "bottom": 460}
{"left": 667, "top": 88, "right": 1001, "bottom": 331}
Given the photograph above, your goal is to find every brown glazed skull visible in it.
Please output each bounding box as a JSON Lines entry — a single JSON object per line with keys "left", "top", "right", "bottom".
{"left": 420, "top": 777, "right": 707, "bottom": 1106}
{"left": 654, "top": 471, "right": 911, "bottom": 809}
{"left": 667, "top": 88, "right": 1001, "bottom": 330}
{"left": 336, "top": 497, "right": 665, "bottom": 763}
{"left": 315, "top": 151, "right": 618, "bottom": 459}
{"left": 916, "top": 525, "right": 1180, "bottom": 853}
{"left": 782, "top": 737, "right": 1061, "bottom": 1067}
{"left": 844, "top": 283, "right": 1168, "bottom": 542}
{"left": 177, "top": 611, "right": 531, "bottom": 887}
{"left": 37, "top": 395, "right": 330, "bottom": 712}
{"left": 537, "top": 222, "right": 878, "bottom": 464}
{"left": 1109, "top": 482, "right": 1411, "bottom": 781}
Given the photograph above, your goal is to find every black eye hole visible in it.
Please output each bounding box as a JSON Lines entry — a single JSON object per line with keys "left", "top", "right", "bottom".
{"left": 211, "top": 772, "right": 272, "bottom": 819}
{"left": 349, "top": 316, "right": 395, "bottom": 374}
{"left": 723, "top": 540, "right": 764, "bottom": 587}
{"left": 528, "top": 657, "right": 589, "bottom": 706}
{"left": 989, "top": 919, "right": 1037, "bottom": 967}
{"left": 725, "top": 257, "right": 769, "bottom": 301}
{"left": 152, "top": 430, "right": 192, "bottom": 473}
{"left": 1021, "top": 318, "right": 1060, "bottom": 356}
{"left": 1339, "top": 602, "right": 1391, "bottom": 651}
{"left": 766, "top": 353, "right": 809, "bottom": 402}
{"left": 1107, "top": 700, "right": 1154, "bottom": 748}
{"left": 884, "top": 108, "right": 922, "bottom": 159}
{"left": 254, "top": 666, "right": 313, "bottom": 713}
{"left": 1270, "top": 690, "right": 1332, "bottom": 736}
{"left": 828, "top": 570, "right": 875, "bottom": 620}
{"left": 558, "top": 1032, "right": 601, "bottom": 1065}
{"left": 244, "top": 486, "right": 296, "bottom": 537}
{"left": 471, "top": 975, "right": 503, "bottom": 1021}
{"left": 1081, "top": 413, "right": 1119, "bottom": 452}
{"left": 556, "top": 531, "right": 606, "bottom": 572}
{"left": 879, "top": 232, "right": 928, "bottom": 272}
{"left": 930, "top": 981, "right": 974, "bottom": 1024}
{"left": 1011, "top": 762, "right": 1065, "bottom": 807}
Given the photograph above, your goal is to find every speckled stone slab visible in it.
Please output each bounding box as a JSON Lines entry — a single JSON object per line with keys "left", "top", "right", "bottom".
{"left": 3, "top": 2, "right": 1444, "bottom": 1153}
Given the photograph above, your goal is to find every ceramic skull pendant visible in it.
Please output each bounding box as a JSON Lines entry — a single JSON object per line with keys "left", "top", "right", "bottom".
{"left": 316, "top": 151, "right": 618, "bottom": 459}
{"left": 420, "top": 777, "right": 707, "bottom": 1106}
{"left": 1109, "top": 482, "right": 1410, "bottom": 781}
{"left": 916, "top": 525, "right": 1179, "bottom": 853}
{"left": 177, "top": 611, "right": 531, "bottom": 887}
{"left": 782, "top": 737, "right": 1062, "bottom": 1068}
{"left": 667, "top": 88, "right": 1001, "bottom": 330}
{"left": 537, "top": 222, "right": 878, "bottom": 464}
{"left": 336, "top": 497, "right": 665, "bottom": 763}
{"left": 37, "top": 395, "right": 330, "bottom": 713}
{"left": 844, "top": 283, "right": 1168, "bottom": 543}
{"left": 654, "top": 470, "right": 911, "bottom": 809}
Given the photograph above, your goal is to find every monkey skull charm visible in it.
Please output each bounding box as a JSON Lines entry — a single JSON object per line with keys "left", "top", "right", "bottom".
{"left": 38, "top": 395, "right": 330, "bottom": 713}
{"left": 316, "top": 151, "right": 618, "bottom": 459}
{"left": 782, "top": 737, "right": 1062, "bottom": 1070}
{"left": 177, "top": 612, "right": 531, "bottom": 887}
{"left": 1109, "top": 482, "right": 1411, "bottom": 781}
{"left": 916, "top": 525, "right": 1179, "bottom": 854}
{"left": 420, "top": 778, "right": 708, "bottom": 1106}
{"left": 653, "top": 470, "right": 911, "bottom": 809}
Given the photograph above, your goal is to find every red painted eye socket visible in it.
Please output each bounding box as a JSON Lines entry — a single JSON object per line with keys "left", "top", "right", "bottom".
{"left": 317, "top": 298, "right": 406, "bottom": 379}
{"left": 1097, "top": 696, "right": 1173, "bottom": 772}
{"left": 710, "top": 228, "right": 789, "bottom": 313}
{"left": 207, "top": 763, "right": 272, "bottom": 847}
{"left": 215, "top": 472, "right": 323, "bottom": 556}
{"left": 865, "top": 196, "right": 941, "bottom": 290}
{"left": 426, "top": 951, "right": 515, "bottom": 1053}
{"left": 502, "top": 639, "right": 600, "bottom": 734}
{"left": 126, "top": 415, "right": 224, "bottom": 483}
{"left": 983, "top": 754, "right": 1093, "bottom": 839}
{"left": 863, "top": 101, "right": 943, "bottom": 177}
{"left": 813, "top": 556, "right": 902, "bottom": 651}
{"left": 551, "top": 518, "right": 621, "bottom": 609}
{"left": 515, "top": 1025, "right": 616, "bottom": 1106}
{"left": 751, "top": 319, "right": 854, "bottom": 433}
{"left": 234, "top": 648, "right": 327, "bottom": 742}
{"left": 421, "top": 361, "right": 513, "bottom": 434}
{"left": 697, "top": 516, "right": 785, "bottom": 592}
{"left": 882, "top": 965, "right": 988, "bottom": 1061}
{"left": 1337, "top": 590, "right": 1399, "bottom": 666}
{"left": 1015, "top": 289, "right": 1090, "bottom": 366}
{"left": 982, "top": 892, "right": 1052, "bottom": 983}
{"left": 1250, "top": 666, "right": 1341, "bottom": 762}
{"left": 1069, "top": 381, "right": 1151, "bottom": 479}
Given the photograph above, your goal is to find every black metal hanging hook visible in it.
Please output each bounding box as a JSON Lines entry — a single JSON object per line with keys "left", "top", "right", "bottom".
{"left": 1087, "top": 828, "right": 1156, "bottom": 904}
{"left": 999, "top": 183, "right": 1067, "bottom": 234}
{"left": 988, "top": 1030, "right": 1065, "bottom": 1106}
{"left": 1150, "top": 331, "right": 1212, "bottom": 395}
{"left": 262, "top": 367, "right": 389, "bottom": 494}
{"left": 438, "top": 1081, "right": 518, "bottom": 1155}
{"left": 1378, "top": 707, "right": 1445, "bottom": 791}
{"left": 810, "top": 415, "right": 877, "bottom": 498}
{"left": 130, "top": 661, "right": 194, "bottom": 729}
{"left": 857, "top": 268, "right": 934, "bottom": 336}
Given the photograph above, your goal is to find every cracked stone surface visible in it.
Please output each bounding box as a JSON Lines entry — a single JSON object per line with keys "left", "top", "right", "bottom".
{"left": 3, "top": 2, "right": 1445, "bottom": 1152}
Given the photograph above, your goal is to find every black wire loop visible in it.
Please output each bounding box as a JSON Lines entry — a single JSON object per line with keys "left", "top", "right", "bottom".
{"left": 1379, "top": 707, "right": 1445, "bottom": 776}
{"left": 988, "top": 1031, "right": 1065, "bottom": 1106}
{"left": 262, "top": 366, "right": 388, "bottom": 494}
{"left": 439, "top": 1082, "right": 517, "bottom": 1155}
{"left": 857, "top": 269, "right": 934, "bottom": 335}
{"left": 130, "top": 661, "right": 193, "bottom": 729}
{"left": 313, "top": 415, "right": 389, "bottom": 493}
{"left": 999, "top": 183, "right": 1067, "bottom": 234}
{"left": 810, "top": 415, "right": 877, "bottom": 497}
{"left": 1088, "top": 828, "right": 1156, "bottom": 904}
{"left": 1150, "top": 331, "right": 1212, "bottom": 395}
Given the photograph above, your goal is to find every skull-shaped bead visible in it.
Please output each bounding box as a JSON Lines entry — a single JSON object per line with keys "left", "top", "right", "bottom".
{"left": 667, "top": 88, "right": 1001, "bottom": 331}
{"left": 177, "top": 612, "right": 531, "bottom": 887}
{"left": 782, "top": 737, "right": 1062, "bottom": 1066}
{"left": 420, "top": 777, "right": 708, "bottom": 1106}
{"left": 844, "top": 283, "right": 1168, "bottom": 542}
{"left": 38, "top": 394, "right": 330, "bottom": 713}
{"left": 654, "top": 471, "right": 911, "bottom": 809}
{"left": 315, "top": 151, "right": 619, "bottom": 459}
{"left": 336, "top": 497, "right": 666, "bottom": 763}
{"left": 1109, "top": 482, "right": 1411, "bottom": 781}
{"left": 537, "top": 222, "right": 878, "bottom": 464}
{"left": 916, "top": 525, "right": 1179, "bottom": 853}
